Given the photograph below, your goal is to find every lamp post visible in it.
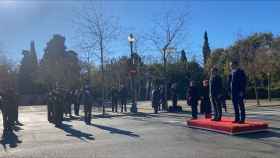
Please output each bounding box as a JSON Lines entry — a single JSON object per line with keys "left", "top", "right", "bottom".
{"left": 128, "top": 33, "right": 137, "bottom": 113}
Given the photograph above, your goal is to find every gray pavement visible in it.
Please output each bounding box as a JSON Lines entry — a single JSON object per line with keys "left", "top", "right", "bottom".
{"left": 0, "top": 101, "right": 280, "bottom": 158}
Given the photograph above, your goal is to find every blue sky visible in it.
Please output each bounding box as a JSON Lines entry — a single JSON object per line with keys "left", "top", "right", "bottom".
{"left": 0, "top": 0, "right": 280, "bottom": 64}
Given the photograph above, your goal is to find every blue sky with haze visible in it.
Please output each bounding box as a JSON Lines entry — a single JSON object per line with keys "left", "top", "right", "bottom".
{"left": 0, "top": 0, "right": 279, "bottom": 64}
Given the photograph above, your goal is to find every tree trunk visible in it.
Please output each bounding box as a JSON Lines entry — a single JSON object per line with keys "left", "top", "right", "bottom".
{"left": 268, "top": 73, "right": 271, "bottom": 102}
{"left": 163, "top": 49, "right": 168, "bottom": 110}
{"left": 254, "top": 78, "right": 260, "bottom": 106}
{"left": 100, "top": 41, "right": 105, "bottom": 115}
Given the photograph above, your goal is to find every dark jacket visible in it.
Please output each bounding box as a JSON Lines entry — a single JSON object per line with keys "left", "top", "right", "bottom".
{"left": 81, "top": 88, "right": 93, "bottom": 105}
{"left": 187, "top": 86, "right": 199, "bottom": 106}
{"left": 119, "top": 87, "right": 128, "bottom": 101}
{"left": 229, "top": 68, "right": 247, "bottom": 95}
{"left": 152, "top": 88, "right": 161, "bottom": 106}
{"left": 210, "top": 75, "right": 223, "bottom": 97}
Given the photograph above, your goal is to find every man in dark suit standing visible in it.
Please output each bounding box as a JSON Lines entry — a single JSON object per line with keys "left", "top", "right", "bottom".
{"left": 210, "top": 67, "right": 223, "bottom": 121}
{"left": 187, "top": 81, "right": 200, "bottom": 119}
{"left": 229, "top": 61, "right": 247, "bottom": 124}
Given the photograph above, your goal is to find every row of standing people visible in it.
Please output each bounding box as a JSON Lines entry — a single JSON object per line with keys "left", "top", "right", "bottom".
{"left": 0, "top": 87, "right": 22, "bottom": 138}
{"left": 188, "top": 61, "right": 247, "bottom": 124}
{"left": 111, "top": 85, "right": 128, "bottom": 113}
{"left": 47, "top": 84, "right": 94, "bottom": 126}
{"left": 47, "top": 83, "right": 130, "bottom": 127}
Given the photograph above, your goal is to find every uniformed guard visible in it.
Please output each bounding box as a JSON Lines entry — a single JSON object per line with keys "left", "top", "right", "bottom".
{"left": 53, "top": 87, "right": 64, "bottom": 127}
{"left": 64, "top": 90, "right": 73, "bottom": 118}
{"left": 81, "top": 85, "right": 93, "bottom": 125}
{"left": 152, "top": 85, "right": 161, "bottom": 114}
{"left": 73, "top": 89, "right": 81, "bottom": 116}
{"left": 0, "top": 90, "right": 9, "bottom": 138}
{"left": 47, "top": 89, "right": 55, "bottom": 123}
{"left": 1, "top": 87, "right": 14, "bottom": 137}
{"left": 119, "top": 85, "right": 128, "bottom": 113}
{"left": 111, "top": 86, "right": 118, "bottom": 113}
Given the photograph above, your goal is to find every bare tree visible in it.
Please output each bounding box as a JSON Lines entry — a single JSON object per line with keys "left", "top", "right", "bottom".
{"left": 146, "top": 9, "right": 189, "bottom": 110}
{"left": 74, "top": 1, "right": 120, "bottom": 115}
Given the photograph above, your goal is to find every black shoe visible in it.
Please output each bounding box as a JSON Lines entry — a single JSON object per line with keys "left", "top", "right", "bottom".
{"left": 211, "top": 118, "right": 218, "bottom": 121}
{"left": 232, "top": 120, "right": 240, "bottom": 123}
{"left": 238, "top": 120, "right": 245, "bottom": 124}
{"left": 216, "top": 118, "right": 221, "bottom": 121}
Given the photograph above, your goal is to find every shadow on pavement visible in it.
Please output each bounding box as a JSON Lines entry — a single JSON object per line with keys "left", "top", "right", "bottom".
{"left": 57, "top": 123, "right": 95, "bottom": 142}
{"left": 92, "top": 112, "right": 159, "bottom": 119}
{"left": 91, "top": 124, "right": 140, "bottom": 138}
{"left": 237, "top": 130, "right": 280, "bottom": 140}
{"left": 0, "top": 131, "right": 22, "bottom": 151}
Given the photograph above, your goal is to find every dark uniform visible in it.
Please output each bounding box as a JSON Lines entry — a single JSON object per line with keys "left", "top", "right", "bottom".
{"left": 119, "top": 86, "right": 128, "bottom": 113}
{"left": 81, "top": 86, "right": 93, "bottom": 125}
{"left": 210, "top": 73, "right": 223, "bottom": 121}
{"left": 53, "top": 88, "right": 64, "bottom": 127}
{"left": 1, "top": 89, "right": 15, "bottom": 136}
{"left": 187, "top": 83, "right": 199, "bottom": 119}
{"left": 171, "top": 83, "right": 178, "bottom": 107}
{"left": 64, "top": 90, "right": 73, "bottom": 117}
{"left": 111, "top": 87, "right": 118, "bottom": 113}
{"left": 47, "top": 90, "right": 55, "bottom": 123}
{"left": 73, "top": 89, "right": 81, "bottom": 116}
{"left": 152, "top": 87, "right": 161, "bottom": 114}
{"left": 0, "top": 91, "right": 10, "bottom": 137}
{"left": 201, "top": 80, "right": 212, "bottom": 119}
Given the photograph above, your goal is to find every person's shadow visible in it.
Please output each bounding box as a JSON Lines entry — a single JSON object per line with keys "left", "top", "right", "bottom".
{"left": 0, "top": 131, "right": 22, "bottom": 151}
{"left": 91, "top": 124, "right": 140, "bottom": 138}
{"left": 56, "top": 123, "right": 95, "bottom": 142}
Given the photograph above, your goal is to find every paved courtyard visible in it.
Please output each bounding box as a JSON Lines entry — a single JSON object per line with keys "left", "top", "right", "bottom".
{"left": 0, "top": 100, "right": 280, "bottom": 158}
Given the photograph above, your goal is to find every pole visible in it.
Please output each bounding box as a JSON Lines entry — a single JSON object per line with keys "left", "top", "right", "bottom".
{"left": 268, "top": 72, "right": 271, "bottom": 102}
{"left": 101, "top": 40, "right": 105, "bottom": 115}
{"left": 130, "top": 41, "right": 137, "bottom": 113}
{"left": 163, "top": 48, "right": 168, "bottom": 111}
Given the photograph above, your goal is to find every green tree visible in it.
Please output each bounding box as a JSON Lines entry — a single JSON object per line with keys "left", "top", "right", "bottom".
{"left": 202, "top": 31, "right": 211, "bottom": 67}
{"left": 39, "top": 34, "right": 81, "bottom": 90}
{"left": 18, "top": 41, "right": 38, "bottom": 94}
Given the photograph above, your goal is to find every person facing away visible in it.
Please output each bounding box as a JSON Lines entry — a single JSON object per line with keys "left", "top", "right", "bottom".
{"left": 229, "top": 61, "right": 247, "bottom": 124}
{"left": 47, "top": 89, "right": 55, "bottom": 123}
{"left": 73, "top": 89, "right": 81, "bottom": 116}
{"left": 171, "top": 83, "right": 178, "bottom": 107}
{"left": 187, "top": 81, "right": 200, "bottom": 119}
{"left": 81, "top": 85, "right": 94, "bottom": 125}
{"left": 119, "top": 85, "right": 128, "bottom": 113}
{"left": 53, "top": 87, "right": 64, "bottom": 127}
{"left": 209, "top": 67, "right": 223, "bottom": 121}
{"left": 111, "top": 86, "right": 119, "bottom": 113}
{"left": 201, "top": 80, "right": 212, "bottom": 119}
{"left": 0, "top": 89, "right": 12, "bottom": 138}
{"left": 152, "top": 85, "right": 161, "bottom": 114}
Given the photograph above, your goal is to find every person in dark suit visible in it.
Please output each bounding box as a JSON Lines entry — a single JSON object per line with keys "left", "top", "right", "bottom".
{"left": 201, "top": 80, "right": 212, "bottom": 119}
{"left": 187, "top": 81, "right": 199, "bottom": 119}
{"left": 229, "top": 61, "right": 247, "bottom": 124}
{"left": 210, "top": 67, "right": 223, "bottom": 121}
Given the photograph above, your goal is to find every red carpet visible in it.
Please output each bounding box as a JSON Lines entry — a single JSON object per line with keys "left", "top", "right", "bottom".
{"left": 187, "top": 117, "right": 269, "bottom": 135}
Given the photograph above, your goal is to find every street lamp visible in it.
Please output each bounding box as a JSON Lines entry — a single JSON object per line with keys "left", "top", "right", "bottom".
{"left": 128, "top": 33, "right": 138, "bottom": 113}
